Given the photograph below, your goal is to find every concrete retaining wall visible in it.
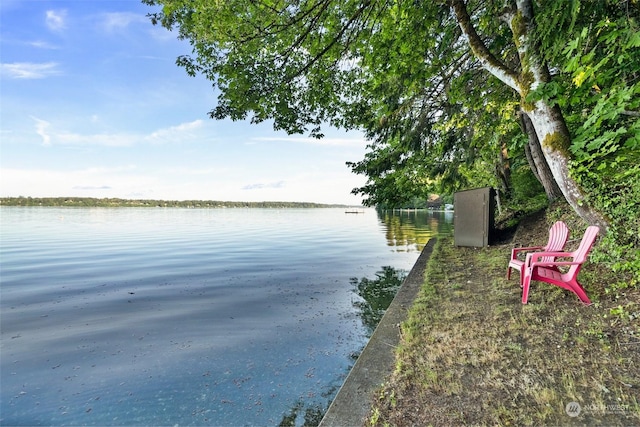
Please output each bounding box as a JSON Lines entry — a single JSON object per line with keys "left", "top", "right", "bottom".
{"left": 319, "top": 238, "right": 437, "bottom": 426}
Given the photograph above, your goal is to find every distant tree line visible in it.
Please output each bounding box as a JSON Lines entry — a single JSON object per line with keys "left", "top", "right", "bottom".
{"left": 0, "top": 197, "right": 350, "bottom": 209}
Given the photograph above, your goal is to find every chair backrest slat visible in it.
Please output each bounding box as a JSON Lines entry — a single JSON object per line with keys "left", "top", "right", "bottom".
{"left": 567, "top": 226, "right": 600, "bottom": 276}
{"left": 541, "top": 221, "right": 569, "bottom": 264}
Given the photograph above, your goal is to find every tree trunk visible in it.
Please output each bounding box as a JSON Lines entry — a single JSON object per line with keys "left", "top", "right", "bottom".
{"left": 525, "top": 102, "right": 608, "bottom": 228}
{"left": 449, "top": 0, "right": 609, "bottom": 230}
{"left": 524, "top": 141, "right": 539, "bottom": 182}
{"left": 518, "top": 111, "right": 563, "bottom": 201}
{"left": 498, "top": 139, "right": 511, "bottom": 197}
{"left": 512, "top": 0, "right": 608, "bottom": 229}
{"left": 494, "top": 137, "right": 511, "bottom": 197}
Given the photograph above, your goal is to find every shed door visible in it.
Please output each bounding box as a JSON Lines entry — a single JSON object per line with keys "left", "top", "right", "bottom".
{"left": 454, "top": 188, "right": 489, "bottom": 247}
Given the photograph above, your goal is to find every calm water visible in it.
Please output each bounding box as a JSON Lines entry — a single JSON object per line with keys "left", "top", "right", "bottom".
{"left": 0, "top": 207, "right": 452, "bottom": 426}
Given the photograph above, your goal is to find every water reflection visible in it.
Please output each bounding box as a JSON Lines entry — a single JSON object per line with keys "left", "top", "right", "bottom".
{"left": 0, "top": 207, "right": 452, "bottom": 426}
{"left": 351, "top": 266, "right": 406, "bottom": 336}
{"left": 278, "top": 401, "right": 325, "bottom": 427}
{"left": 276, "top": 265, "right": 408, "bottom": 427}
{"left": 377, "top": 209, "right": 453, "bottom": 252}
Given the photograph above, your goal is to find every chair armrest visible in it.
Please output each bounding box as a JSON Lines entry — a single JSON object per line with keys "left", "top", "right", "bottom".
{"left": 511, "top": 245, "right": 544, "bottom": 259}
{"left": 524, "top": 251, "right": 574, "bottom": 268}
{"left": 531, "top": 260, "right": 581, "bottom": 268}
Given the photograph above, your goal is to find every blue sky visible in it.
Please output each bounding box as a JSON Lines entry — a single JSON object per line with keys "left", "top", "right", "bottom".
{"left": 0, "top": 1, "right": 368, "bottom": 205}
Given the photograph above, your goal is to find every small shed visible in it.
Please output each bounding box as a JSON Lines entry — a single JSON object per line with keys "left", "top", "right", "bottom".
{"left": 454, "top": 187, "right": 496, "bottom": 247}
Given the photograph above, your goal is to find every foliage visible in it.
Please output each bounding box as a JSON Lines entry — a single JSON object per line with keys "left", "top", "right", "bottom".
{"left": 344, "top": 0, "right": 524, "bottom": 207}
{"left": 346, "top": 143, "right": 434, "bottom": 207}
{"left": 142, "top": 0, "right": 638, "bottom": 290}
{"left": 531, "top": 0, "right": 639, "bottom": 226}
{"left": 347, "top": 67, "right": 523, "bottom": 207}
{"left": 143, "top": 0, "right": 526, "bottom": 206}
{"left": 505, "top": 165, "right": 548, "bottom": 214}
{"left": 530, "top": 0, "right": 640, "bottom": 292}
{"left": 532, "top": 1, "right": 639, "bottom": 159}
{"left": 143, "top": 0, "right": 375, "bottom": 137}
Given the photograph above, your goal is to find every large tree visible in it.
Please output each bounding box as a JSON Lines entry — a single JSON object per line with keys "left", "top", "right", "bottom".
{"left": 144, "top": 0, "right": 637, "bottom": 229}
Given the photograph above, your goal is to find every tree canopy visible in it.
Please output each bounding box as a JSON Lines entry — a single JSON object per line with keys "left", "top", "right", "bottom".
{"left": 143, "top": 0, "right": 639, "bottom": 289}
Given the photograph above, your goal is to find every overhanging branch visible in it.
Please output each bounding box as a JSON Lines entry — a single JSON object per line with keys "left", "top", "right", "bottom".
{"left": 448, "top": 0, "right": 519, "bottom": 91}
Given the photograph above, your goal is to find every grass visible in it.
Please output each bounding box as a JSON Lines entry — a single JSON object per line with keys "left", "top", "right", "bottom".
{"left": 366, "top": 207, "right": 640, "bottom": 426}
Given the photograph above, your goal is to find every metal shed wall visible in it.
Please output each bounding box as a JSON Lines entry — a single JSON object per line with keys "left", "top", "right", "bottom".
{"left": 454, "top": 187, "right": 495, "bottom": 247}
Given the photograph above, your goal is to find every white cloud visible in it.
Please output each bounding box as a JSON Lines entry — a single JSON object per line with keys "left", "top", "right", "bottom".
{"left": 0, "top": 166, "right": 141, "bottom": 199}
{"left": 147, "top": 120, "right": 204, "bottom": 143}
{"left": 242, "top": 181, "right": 286, "bottom": 190}
{"left": 0, "top": 164, "right": 366, "bottom": 205}
{"left": 29, "top": 40, "right": 60, "bottom": 49}
{"left": 100, "top": 12, "right": 147, "bottom": 32}
{"left": 73, "top": 185, "right": 112, "bottom": 190}
{"left": 56, "top": 132, "right": 139, "bottom": 147}
{"left": 148, "top": 25, "right": 177, "bottom": 42}
{"left": 165, "top": 167, "right": 220, "bottom": 176}
{"left": 46, "top": 10, "right": 67, "bottom": 31}
{"left": 31, "top": 116, "right": 52, "bottom": 146}
{"left": 27, "top": 119, "right": 205, "bottom": 147}
{"left": 1, "top": 62, "right": 61, "bottom": 79}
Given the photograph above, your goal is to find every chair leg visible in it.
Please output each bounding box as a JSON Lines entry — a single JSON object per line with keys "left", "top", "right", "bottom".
{"left": 521, "top": 271, "right": 531, "bottom": 304}
{"left": 519, "top": 271, "right": 524, "bottom": 288}
{"left": 507, "top": 267, "right": 512, "bottom": 280}
{"left": 569, "top": 280, "right": 592, "bottom": 305}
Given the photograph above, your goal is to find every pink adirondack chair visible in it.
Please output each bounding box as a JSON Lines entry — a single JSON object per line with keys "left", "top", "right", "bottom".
{"left": 507, "top": 221, "right": 569, "bottom": 286}
{"left": 521, "top": 225, "right": 600, "bottom": 304}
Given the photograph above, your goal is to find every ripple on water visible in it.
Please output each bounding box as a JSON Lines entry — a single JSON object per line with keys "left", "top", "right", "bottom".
{"left": 0, "top": 207, "right": 452, "bottom": 425}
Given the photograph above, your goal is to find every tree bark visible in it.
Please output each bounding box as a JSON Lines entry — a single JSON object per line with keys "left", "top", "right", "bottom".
{"left": 524, "top": 141, "right": 539, "bottom": 182}
{"left": 525, "top": 101, "right": 608, "bottom": 228}
{"left": 518, "top": 111, "right": 563, "bottom": 201}
{"left": 512, "top": 0, "right": 608, "bottom": 229}
{"left": 449, "top": 0, "right": 609, "bottom": 230}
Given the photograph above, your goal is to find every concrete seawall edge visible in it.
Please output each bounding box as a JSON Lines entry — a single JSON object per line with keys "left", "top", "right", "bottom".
{"left": 319, "top": 238, "right": 437, "bottom": 427}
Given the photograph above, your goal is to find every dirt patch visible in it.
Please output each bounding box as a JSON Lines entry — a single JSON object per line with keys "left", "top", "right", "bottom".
{"left": 366, "top": 209, "right": 640, "bottom": 426}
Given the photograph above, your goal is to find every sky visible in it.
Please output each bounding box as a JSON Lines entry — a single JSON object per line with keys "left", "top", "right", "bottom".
{"left": 0, "top": 0, "right": 369, "bottom": 205}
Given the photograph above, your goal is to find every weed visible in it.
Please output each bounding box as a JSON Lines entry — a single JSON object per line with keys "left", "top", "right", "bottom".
{"left": 368, "top": 407, "right": 380, "bottom": 426}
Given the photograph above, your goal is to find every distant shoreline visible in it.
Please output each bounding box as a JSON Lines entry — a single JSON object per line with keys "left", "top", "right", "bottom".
{"left": 0, "top": 197, "right": 356, "bottom": 209}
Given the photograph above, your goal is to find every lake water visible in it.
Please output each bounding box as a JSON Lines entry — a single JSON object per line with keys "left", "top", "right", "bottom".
{"left": 0, "top": 207, "right": 452, "bottom": 426}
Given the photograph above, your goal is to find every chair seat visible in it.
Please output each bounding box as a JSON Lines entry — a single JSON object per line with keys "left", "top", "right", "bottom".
{"left": 508, "top": 259, "right": 524, "bottom": 269}
{"left": 535, "top": 266, "right": 563, "bottom": 281}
